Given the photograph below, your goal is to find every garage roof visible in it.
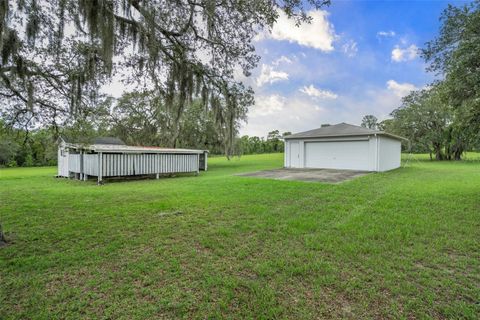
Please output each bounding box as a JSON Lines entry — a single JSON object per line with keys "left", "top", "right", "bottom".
{"left": 283, "top": 123, "right": 406, "bottom": 141}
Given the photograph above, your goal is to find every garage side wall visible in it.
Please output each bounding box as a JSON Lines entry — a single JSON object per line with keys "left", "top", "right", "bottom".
{"left": 284, "top": 139, "right": 305, "bottom": 168}
{"left": 368, "top": 136, "right": 378, "bottom": 172}
{"left": 378, "top": 136, "right": 401, "bottom": 171}
{"left": 284, "top": 140, "right": 289, "bottom": 167}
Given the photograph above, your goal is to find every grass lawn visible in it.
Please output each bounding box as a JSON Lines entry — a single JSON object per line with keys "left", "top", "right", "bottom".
{"left": 1, "top": 153, "right": 479, "bottom": 319}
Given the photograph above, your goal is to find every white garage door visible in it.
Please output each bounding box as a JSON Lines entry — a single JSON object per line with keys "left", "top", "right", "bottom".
{"left": 305, "top": 140, "right": 370, "bottom": 171}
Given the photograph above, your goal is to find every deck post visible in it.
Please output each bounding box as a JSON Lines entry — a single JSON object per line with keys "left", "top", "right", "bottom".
{"left": 156, "top": 173, "right": 159, "bottom": 179}
{"left": 97, "top": 152, "right": 103, "bottom": 185}
{"left": 79, "top": 150, "right": 84, "bottom": 180}
{"left": 196, "top": 154, "right": 200, "bottom": 175}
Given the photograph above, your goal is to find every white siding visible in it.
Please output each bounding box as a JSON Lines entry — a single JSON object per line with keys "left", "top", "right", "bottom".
{"left": 289, "top": 141, "right": 301, "bottom": 168}
{"left": 370, "top": 136, "right": 379, "bottom": 171}
{"left": 83, "top": 154, "right": 99, "bottom": 176}
{"left": 68, "top": 154, "right": 81, "bottom": 173}
{"left": 283, "top": 141, "right": 288, "bottom": 167}
{"left": 57, "top": 145, "right": 69, "bottom": 177}
{"left": 378, "top": 136, "right": 401, "bottom": 171}
{"left": 61, "top": 152, "right": 200, "bottom": 178}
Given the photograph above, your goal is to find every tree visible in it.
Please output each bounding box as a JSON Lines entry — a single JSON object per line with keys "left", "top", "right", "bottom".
{"left": 0, "top": 136, "right": 18, "bottom": 165}
{"left": 0, "top": 0, "right": 330, "bottom": 153}
{"left": 0, "top": 119, "right": 18, "bottom": 165}
{"left": 391, "top": 88, "right": 450, "bottom": 159}
{"left": 266, "top": 130, "right": 282, "bottom": 152}
{"left": 388, "top": 85, "right": 471, "bottom": 160}
{"left": 236, "top": 131, "right": 288, "bottom": 155}
{"left": 421, "top": 2, "right": 480, "bottom": 134}
{"left": 382, "top": 1, "right": 480, "bottom": 160}
{"left": 361, "top": 115, "right": 378, "bottom": 129}
{"left": 377, "top": 119, "right": 393, "bottom": 132}
{"left": 109, "top": 91, "right": 231, "bottom": 153}
{"left": 109, "top": 91, "right": 166, "bottom": 146}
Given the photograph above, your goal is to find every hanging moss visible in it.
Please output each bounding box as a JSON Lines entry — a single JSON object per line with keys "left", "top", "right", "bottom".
{"left": 0, "top": 0, "right": 9, "bottom": 49}
{"left": 25, "top": 0, "right": 39, "bottom": 46}
{"left": 1, "top": 28, "right": 19, "bottom": 64}
{"left": 0, "top": 0, "right": 326, "bottom": 155}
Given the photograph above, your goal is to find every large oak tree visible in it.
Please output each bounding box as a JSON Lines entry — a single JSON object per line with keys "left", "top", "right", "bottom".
{"left": 0, "top": 0, "right": 329, "bottom": 154}
{"left": 422, "top": 1, "right": 480, "bottom": 135}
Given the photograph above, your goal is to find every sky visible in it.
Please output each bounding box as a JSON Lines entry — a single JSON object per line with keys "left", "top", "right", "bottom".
{"left": 239, "top": 0, "right": 468, "bottom": 138}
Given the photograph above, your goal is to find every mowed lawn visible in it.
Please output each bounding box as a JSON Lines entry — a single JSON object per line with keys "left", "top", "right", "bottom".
{"left": 1, "top": 154, "right": 479, "bottom": 319}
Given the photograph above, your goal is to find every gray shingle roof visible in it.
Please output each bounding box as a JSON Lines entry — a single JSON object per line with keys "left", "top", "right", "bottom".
{"left": 93, "top": 137, "right": 126, "bottom": 145}
{"left": 283, "top": 123, "right": 406, "bottom": 140}
{"left": 60, "top": 136, "right": 126, "bottom": 145}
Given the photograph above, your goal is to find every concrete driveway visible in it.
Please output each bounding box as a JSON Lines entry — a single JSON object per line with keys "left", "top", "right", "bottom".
{"left": 237, "top": 168, "right": 370, "bottom": 183}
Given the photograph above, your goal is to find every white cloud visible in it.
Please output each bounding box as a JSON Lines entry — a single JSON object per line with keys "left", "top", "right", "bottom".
{"left": 241, "top": 94, "right": 328, "bottom": 137}
{"left": 268, "top": 10, "right": 336, "bottom": 51}
{"left": 256, "top": 64, "right": 289, "bottom": 87}
{"left": 241, "top": 81, "right": 421, "bottom": 138}
{"left": 377, "top": 30, "right": 395, "bottom": 38}
{"left": 272, "top": 55, "right": 293, "bottom": 66}
{"left": 342, "top": 40, "right": 358, "bottom": 57}
{"left": 391, "top": 44, "right": 418, "bottom": 62}
{"left": 300, "top": 84, "right": 338, "bottom": 99}
{"left": 249, "top": 94, "right": 286, "bottom": 117}
{"left": 386, "top": 80, "right": 418, "bottom": 97}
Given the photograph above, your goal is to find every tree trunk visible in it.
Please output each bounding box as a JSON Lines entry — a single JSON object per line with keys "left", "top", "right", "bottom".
{"left": 454, "top": 149, "right": 463, "bottom": 160}
{"left": 433, "top": 143, "right": 444, "bottom": 160}
{"left": 435, "top": 149, "right": 444, "bottom": 160}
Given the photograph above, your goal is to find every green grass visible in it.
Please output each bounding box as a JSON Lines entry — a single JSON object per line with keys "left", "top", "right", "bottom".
{"left": 1, "top": 153, "right": 479, "bottom": 319}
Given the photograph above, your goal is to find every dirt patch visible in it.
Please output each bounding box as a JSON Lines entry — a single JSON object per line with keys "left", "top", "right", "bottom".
{"left": 237, "top": 168, "right": 370, "bottom": 183}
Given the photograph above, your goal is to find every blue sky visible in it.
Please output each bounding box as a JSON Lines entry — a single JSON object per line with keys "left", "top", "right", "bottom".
{"left": 240, "top": 0, "right": 468, "bottom": 137}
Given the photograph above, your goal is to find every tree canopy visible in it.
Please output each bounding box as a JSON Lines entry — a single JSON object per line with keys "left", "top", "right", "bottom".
{"left": 360, "top": 115, "right": 378, "bottom": 130}
{"left": 0, "top": 0, "right": 329, "bottom": 155}
{"left": 374, "top": 1, "right": 480, "bottom": 160}
{"left": 421, "top": 1, "right": 480, "bottom": 133}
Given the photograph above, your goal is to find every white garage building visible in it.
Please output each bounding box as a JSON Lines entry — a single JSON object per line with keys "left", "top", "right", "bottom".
{"left": 283, "top": 123, "right": 405, "bottom": 172}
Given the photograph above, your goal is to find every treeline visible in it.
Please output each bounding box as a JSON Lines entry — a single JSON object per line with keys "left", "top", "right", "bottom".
{"left": 0, "top": 121, "right": 58, "bottom": 167}
{"left": 362, "top": 111, "right": 480, "bottom": 160}
{"left": 237, "top": 130, "right": 291, "bottom": 155}
{"left": 0, "top": 115, "right": 288, "bottom": 167}
{"left": 386, "top": 86, "right": 479, "bottom": 160}
{"left": 0, "top": 92, "right": 232, "bottom": 167}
